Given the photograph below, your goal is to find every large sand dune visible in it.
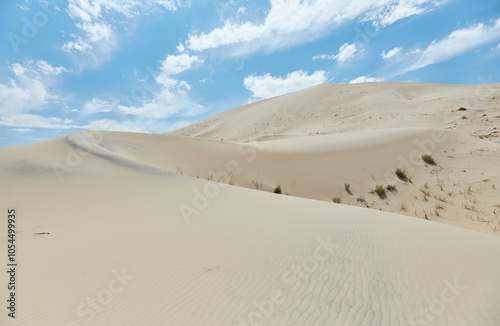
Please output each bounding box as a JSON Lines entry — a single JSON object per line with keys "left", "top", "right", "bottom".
{"left": 1, "top": 83, "right": 500, "bottom": 325}
{"left": 171, "top": 83, "right": 500, "bottom": 234}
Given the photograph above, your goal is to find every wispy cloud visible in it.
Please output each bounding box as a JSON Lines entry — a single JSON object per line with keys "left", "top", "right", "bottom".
{"left": 398, "top": 18, "right": 500, "bottom": 75}
{"left": 63, "top": 0, "right": 190, "bottom": 67}
{"left": 80, "top": 50, "right": 204, "bottom": 133}
{"left": 363, "top": 0, "right": 446, "bottom": 27}
{"left": 0, "top": 61, "right": 61, "bottom": 115}
{"left": 335, "top": 43, "right": 359, "bottom": 62}
{"left": 160, "top": 54, "right": 204, "bottom": 76}
{"left": 313, "top": 43, "right": 359, "bottom": 62}
{"left": 0, "top": 61, "right": 75, "bottom": 130}
{"left": 0, "top": 114, "right": 77, "bottom": 129}
{"left": 243, "top": 70, "right": 327, "bottom": 101}
{"left": 184, "top": 0, "right": 443, "bottom": 57}
{"left": 349, "top": 76, "right": 385, "bottom": 83}
{"left": 381, "top": 47, "right": 402, "bottom": 60}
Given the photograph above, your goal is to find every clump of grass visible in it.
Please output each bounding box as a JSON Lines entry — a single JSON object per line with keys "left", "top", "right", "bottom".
{"left": 386, "top": 185, "right": 397, "bottom": 192}
{"left": 400, "top": 203, "right": 408, "bottom": 211}
{"left": 422, "top": 154, "right": 436, "bottom": 165}
{"left": 356, "top": 196, "right": 370, "bottom": 208}
{"left": 344, "top": 183, "right": 351, "bottom": 194}
{"left": 395, "top": 168, "right": 408, "bottom": 180}
{"left": 372, "top": 184, "right": 386, "bottom": 198}
{"left": 252, "top": 180, "right": 263, "bottom": 190}
{"left": 274, "top": 185, "right": 282, "bottom": 194}
{"left": 332, "top": 197, "right": 342, "bottom": 204}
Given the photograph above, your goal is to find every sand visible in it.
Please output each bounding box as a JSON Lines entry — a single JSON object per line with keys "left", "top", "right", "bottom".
{"left": 1, "top": 82, "right": 499, "bottom": 325}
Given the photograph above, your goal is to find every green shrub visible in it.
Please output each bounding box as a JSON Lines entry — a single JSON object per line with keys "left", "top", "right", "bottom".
{"left": 422, "top": 154, "right": 436, "bottom": 165}
{"left": 344, "top": 183, "right": 351, "bottom": 193}
{"left": 332, "top": 197, "right": 342, "bottom": 204}
{"left": 356, "top": 196, "right": 366, "bottom": 203}
{"left": 386, "top": 185, "right": 397, "bottom": 192}
{"left": 274, "top": 185, "right": 282, "bottom": 194}
{"left": 395, "top": 168, "right": 407, "bottom": 180}
{"left": 373, "top": 184, "right": 386, "bottom": 197}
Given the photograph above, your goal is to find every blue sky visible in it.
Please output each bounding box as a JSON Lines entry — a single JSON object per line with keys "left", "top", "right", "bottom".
{"left": 0, "top": 0, "right": 499, "bottom": 147}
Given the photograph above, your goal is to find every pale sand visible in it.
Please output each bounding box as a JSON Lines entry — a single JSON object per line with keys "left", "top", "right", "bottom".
{"left": 0, "top": 83, "right": 499, "bottom": 325}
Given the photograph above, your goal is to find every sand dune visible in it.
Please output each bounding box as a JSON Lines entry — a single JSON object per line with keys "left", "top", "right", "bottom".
{"left": 172, "top": 83, "right": 500, "bottom": 143}
{"left": 170, "top": 83, "right": 500, "bottom": 234}
{"left": 1, "top": 83, "right": 500, "bottom": 325}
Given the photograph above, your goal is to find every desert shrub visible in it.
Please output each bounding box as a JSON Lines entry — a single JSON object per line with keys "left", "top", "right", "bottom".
{"left": 395, "top": 168, "right": 407, "bottom": 180}
{"left": 422, "top": 154, "right": 436, "bottom": 165}
{"left": 332, "top": 197, "right": 342, "bottom": 204}
{"left": 386, "top": 185, "right": 397, "bottom": 192}
{"left": 274, "top": 185, "right": 282, "bottom": 194}
{"left": 344, "top": 183, "right": 351, "bottom": 193}
{"left": 356, "top": 196, "right": 366, "bottom": 203}
{"left": 373, "top": 184, "right": 386, "bottom": 198}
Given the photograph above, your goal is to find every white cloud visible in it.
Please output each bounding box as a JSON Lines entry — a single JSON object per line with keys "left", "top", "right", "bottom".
{"left": 236, "top": 6, "right": 247, "bottom": 17}
{"left": 312, "top": 53, "right": 336, "bottom": 61}
{"left": 37, "top": 61, "right": 70, "bottom": 75}
{"left": 11, "top": 128, "right": 33, "bottom": 133}
{"left": 363, "top": 0, "right": 445, "bottom": 27}
{"left": 335, "top": 43, "right": 358, "bottom": 62}
{"left": 16, "top": 4, "right": 30, "bottom": 11}
{"left": 63, "top": 22, "right": 114, "bottom": 53}
{"left": 243, "top": 70, "right": 327, "bottom": 100}
{"left": 184, "top": 0, "right": 443, "bottom": 56}
{"left": 0, "top": 61, "right": 74, "bottom": 130}
{"left": 160, "top": 54, "right": 204, "bottom": 76}
{"left": 313, "top": 43, "right": 359, "bottom": 62}
{"left": 82, "top": 98, "right": 114, "bottom": 115}
{"left": 349, "top": 76, "right": 385, "bottom": 83}
{"left": 176, "top": 43, "right": 185, "bottom": 52}
{"left": 82, "top": 57, "right": 204, "bottom": 121}
{"left": 151, "top": 0, "right": 188, "bottom": 12}
{"left": 63, "top": 0, "right": 190, "bottom": 66}
{"left": 116, "top": 79, "right": 202, "bottom": 119}
{"left": 10, "top": 60, "right": 69, "bottom": 77}
{"left": 0, "top": 63, "right": 52, "bottom": 115}
{"left": 0, "top": 114, "right": 77, "bottom": 129}
{"left": 400, "top": 18, "right": 500, "bottom": 75}
{"left": 381, "top": 47, "right": 402, "bottom": 59}
{"left": 113, "top": 52, "right": 205, "bottom": 119}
